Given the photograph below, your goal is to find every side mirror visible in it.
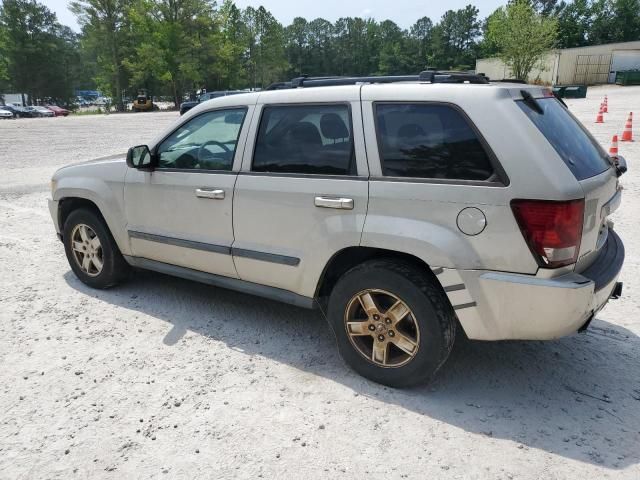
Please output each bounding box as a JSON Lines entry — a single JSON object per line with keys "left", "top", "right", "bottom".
{"left": 614, "top": 155, "right": 627, "bottom": 177}
{"left": 126, "top": 144, "right": 154, "bottom": 169}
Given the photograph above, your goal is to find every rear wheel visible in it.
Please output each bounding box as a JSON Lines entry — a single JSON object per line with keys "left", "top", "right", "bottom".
{"left": 63, "top": 208, "right": 130, "bottom": 288}
{"left": 327, "top": 259, "right": 456, "bottom": 388}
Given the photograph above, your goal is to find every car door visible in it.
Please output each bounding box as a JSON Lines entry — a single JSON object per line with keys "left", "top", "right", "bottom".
{"left": 232, "top": 91, "right": 369, "bottom": 298}
{"left": 124, "top": 106, "right": 253, "bottom": 278}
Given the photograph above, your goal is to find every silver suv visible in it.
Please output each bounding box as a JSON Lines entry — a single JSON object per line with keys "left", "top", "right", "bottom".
{"left": 48, "top": 72, "right": 626, "bottom": 387}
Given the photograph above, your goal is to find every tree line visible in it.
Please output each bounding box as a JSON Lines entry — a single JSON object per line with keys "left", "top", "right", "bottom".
{"left": 0, "top": 0, "right": 638, "bottom": 108}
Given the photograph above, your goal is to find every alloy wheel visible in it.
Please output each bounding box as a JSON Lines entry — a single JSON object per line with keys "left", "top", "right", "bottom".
{"left": 70, "top": 224, "right": 104, "bottom": 277}
{"left": 344, "top": 289, "right": 420, "bottom": 368}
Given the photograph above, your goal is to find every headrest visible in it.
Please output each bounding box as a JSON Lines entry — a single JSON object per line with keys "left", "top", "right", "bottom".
{"left": 397, "top": 123, "right": 426, "bottom": 138}
{"left": 289, "top": 122, "right": 322, "bottom": 146}
{"left": 320, "top": 113, "right": 349, "bottom": 140}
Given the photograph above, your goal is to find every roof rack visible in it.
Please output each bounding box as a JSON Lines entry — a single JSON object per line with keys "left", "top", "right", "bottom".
{"left": 495, "top": 78, "right": 528, "bottom": 84}
{"left": 266, "top": 70, "right": 490, "bottom": 90}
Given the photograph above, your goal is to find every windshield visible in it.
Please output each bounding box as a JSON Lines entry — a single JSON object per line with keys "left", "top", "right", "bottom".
{"left": 517, "top": 97, "right": 611, "bottom": 180}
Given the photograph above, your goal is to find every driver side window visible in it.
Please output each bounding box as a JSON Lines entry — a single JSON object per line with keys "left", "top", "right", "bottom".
{"left": 156, "top": 108, "right": 246, "bottom": 171}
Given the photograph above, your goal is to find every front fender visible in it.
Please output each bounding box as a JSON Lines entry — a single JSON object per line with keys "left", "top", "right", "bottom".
{"left": 53, "top": 176, "right": 130, "bottom": 256}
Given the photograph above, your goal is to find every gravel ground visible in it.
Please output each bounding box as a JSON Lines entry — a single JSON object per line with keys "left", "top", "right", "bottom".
{"left": 1, "top": 90, "right": 639, "bottom": 479}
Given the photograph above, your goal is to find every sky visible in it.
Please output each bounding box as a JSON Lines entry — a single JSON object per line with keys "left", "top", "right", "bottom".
{"left": 43, "top": 0, "right": 506, "bottom": 32}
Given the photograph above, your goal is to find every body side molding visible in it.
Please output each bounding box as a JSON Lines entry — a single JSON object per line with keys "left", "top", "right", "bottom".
{"left": 127, "top": 230, "right": 300, "bottom": 266}
{"left": 123, "top": 256, "right": 315, "bottom": 309}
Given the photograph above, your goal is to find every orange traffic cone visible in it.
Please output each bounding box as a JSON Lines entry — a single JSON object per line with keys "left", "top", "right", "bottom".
{"left": 621, "top": 112, "right": 633, "bottom": 141}
{"left": 602, "top": 102, "right": 608, "bottom": 113}
{"left": 609, "top": 135, "right": 619, "bottom": 156}
{"left": 596, "top": 106, "right": 604, "bottom": 123}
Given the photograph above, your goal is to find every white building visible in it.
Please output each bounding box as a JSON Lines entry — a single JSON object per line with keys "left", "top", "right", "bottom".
{"left": 1, "top": 93, "right": 29, "bottom": 106}
{"left": 476, "top": 40, "right": 640, "bottom": 85}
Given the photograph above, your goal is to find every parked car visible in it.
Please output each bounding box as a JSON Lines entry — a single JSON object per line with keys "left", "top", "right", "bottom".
{"left": 46, "top": 105, "right": 70, "bottom": 117}
{"left": 0, "top": 104, "right": 35, "bottom": 118}
{"left": 27, "top": 106, "right": 55, "bottom": 117}
{"left": 0, "top": 107, "right": 13, "bottom": 119}
{"left": 49, "top": 71, "right": 626, "bottom": 387}
{"left": 180, "top": 90, "right": 247, "bottom": 115}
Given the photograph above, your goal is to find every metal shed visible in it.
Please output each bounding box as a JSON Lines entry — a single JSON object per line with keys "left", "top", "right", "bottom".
{"left": 476, "top": 40, "right": 640, "bottom": 86}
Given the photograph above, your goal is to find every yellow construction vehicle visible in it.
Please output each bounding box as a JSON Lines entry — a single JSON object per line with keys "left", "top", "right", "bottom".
{"left": 132, "top": 89, "right": 158, "bottom": 112}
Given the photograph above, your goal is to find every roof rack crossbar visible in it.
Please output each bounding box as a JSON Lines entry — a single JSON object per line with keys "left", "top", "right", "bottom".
{"left": 266, "top": 70, "right": 489, "bottom": 90}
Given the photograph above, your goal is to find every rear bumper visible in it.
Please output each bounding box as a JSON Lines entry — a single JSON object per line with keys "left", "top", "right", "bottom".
{"left": 456, "top": 229, "right": 624, "bottom": 340}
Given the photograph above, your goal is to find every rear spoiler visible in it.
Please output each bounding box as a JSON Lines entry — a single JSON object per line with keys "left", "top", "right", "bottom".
{"left": 507, "top": 86, "right": 556, "bottom": 100}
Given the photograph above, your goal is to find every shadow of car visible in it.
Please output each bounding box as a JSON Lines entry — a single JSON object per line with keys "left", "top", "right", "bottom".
{"left": 63, "top": 267, "right": 640, "bottom": 471}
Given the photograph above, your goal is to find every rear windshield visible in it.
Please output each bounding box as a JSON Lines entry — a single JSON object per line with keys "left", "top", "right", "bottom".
{"left": 517, "top": 98, "right": 611, "bottom": 180}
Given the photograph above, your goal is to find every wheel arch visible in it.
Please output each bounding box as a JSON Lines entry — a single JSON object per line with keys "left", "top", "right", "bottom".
{"left": 58, "top": 197, "right": 104, "bottom": 235}
{"left": 315, "top": 246, "right": 474, "bottom": 338}
{"left": 316, "top": 246, "right": 441, "bottom": 300}
{"left": 56, "top": 192, "right": 130, "bottom": 256}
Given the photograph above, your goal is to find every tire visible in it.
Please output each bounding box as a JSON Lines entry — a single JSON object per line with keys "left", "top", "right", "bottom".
{"left": 63, "top": 208, "right": 130, "bottom": 288}
{"left": 327, "top": 259, "right": 456, "bottom": 388}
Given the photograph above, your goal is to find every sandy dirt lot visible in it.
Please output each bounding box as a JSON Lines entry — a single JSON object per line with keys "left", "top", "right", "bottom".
{"left": 1, "top": 90, "right": 639, "bottom": 479}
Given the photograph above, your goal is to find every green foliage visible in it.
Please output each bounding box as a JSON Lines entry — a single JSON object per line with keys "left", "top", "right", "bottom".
{"left": 0, "top": 21, "right": 8, "bottom": 88}
{"left": 242, "top": 6, "right": 287, "bottom": 88}
{"left": 487, "top": 0, "right": 558, "bottom": 80}
{"left": 123, "top": 0, "right": 218, "bottom": 106}
{"left": 0, "top": 0, "right": 82, "bottom": 103}
{"left": 555, "top": 0, "right": 640, "bottom": 48}
{"left": 70, "top": 0, "right": 134, "bottom": 108}
{"left": 0, "top": 0, "right": 637, "bottom": 103}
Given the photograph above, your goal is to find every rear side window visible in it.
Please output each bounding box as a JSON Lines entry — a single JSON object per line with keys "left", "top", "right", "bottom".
{"left": 253, "top": 104, "right": 355, "bottom": 175}
{"left": 517, "top": 98, "right": 610, "bottom": 180}
{"left": 374, "top": 103, "right": 494, "bottom": 181}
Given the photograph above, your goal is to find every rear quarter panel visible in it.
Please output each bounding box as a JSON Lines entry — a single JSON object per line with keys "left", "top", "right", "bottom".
{"left": 359, "top": 84, "right": 584, "bottom": 273}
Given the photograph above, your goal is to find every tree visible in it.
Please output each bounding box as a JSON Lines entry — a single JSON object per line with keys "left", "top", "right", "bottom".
{"left": 609, "top": 0, "right": 640, "bottom": 42}
{"left": 532, "top": 0, "right": 560, "bottom": 15}
{"left": 430, "top": 6, "right": 481, "bottom": 70}
{"left": 555, "top": 0, "right": 592, "bottom": 48}
{"left": 125, "top": 0, "right": 218, "bottom": 107}
{"left": 70, "top": 0, "right": 134, "bottom": 109}
{"left": 241, "top": 7, "right": 287, "bottom": 89}
{"left": 487, "top": 0, "right": 557, "bottom": 80}
{"left": 408, "top": 16, "right": 433, "bottom": 70}
{"left": 213, "top": 0, "right": 246, "bottom": 89}
{"left": 0, "top": 23, "right": 8, "bottom": 91}
{"left": 306, "top": 18, "right": 334, "bottom": 75}
{"left": 285, "top": 17, "right": 309, "bottom": 76}
{"left": 0, "top": 0, "right": 80, "bottom": 103}
{"left": 377, "top": 20, "right": 409, "bottom": 75}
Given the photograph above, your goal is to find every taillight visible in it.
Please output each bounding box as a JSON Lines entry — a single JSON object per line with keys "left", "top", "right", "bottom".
{"left": 511, "top": 199, "right": 584, "bottom": 268}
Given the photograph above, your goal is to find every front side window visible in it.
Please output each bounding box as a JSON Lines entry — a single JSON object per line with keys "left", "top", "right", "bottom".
{"left": 375, "top": 103, "right": 494, "bottom": 181}
{"left": 156, "top": 108, "right": 246, "bottom": 171}
{"left": 253, "top": 104, "right": 355, "bottom": 175}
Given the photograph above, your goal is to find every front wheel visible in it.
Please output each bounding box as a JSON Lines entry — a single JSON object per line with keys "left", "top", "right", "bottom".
{"left": 327, "top": 259, "right": 456, "bottom": 388}
{"left": 63, "top": 208, "right": 130, "bottom": 288}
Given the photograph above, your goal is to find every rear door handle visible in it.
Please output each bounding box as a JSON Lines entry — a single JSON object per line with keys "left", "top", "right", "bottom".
{"left": 314, "top": 196, "right": 354, "bottom": 210}
{"left": 196, "top": 188, "right": 225, "bottom": 200}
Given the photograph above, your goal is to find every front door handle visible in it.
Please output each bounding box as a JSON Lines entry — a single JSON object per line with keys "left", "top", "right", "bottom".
{"left": 314, "top": 196, "right": 354, "bottom": 210}
{"left": 196, "top": 188, "right": 225, "bottom": 200}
